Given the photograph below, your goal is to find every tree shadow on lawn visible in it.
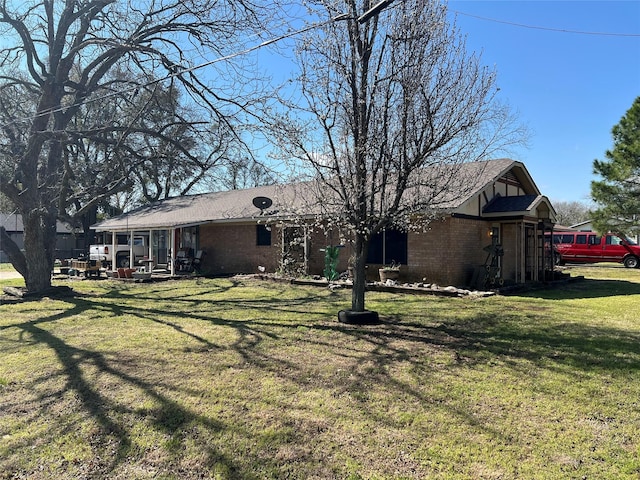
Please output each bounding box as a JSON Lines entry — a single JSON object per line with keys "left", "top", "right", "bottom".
{"left": 0, "top": 281, "right": 349, "bottom": 478}
{"left": 429, "top": 314, "right": 640, "bottom": 373}
{"left": 283, "top": 312, "right": 640, "bottom": 459}
{"left": 513, "top": 277, "right": 640, "bottom": 300}
{"left": 3, "top": 281, "right": 640, "bottom": 478}
{"left": 0, "top": 295, "right": 249, "bottom": 479}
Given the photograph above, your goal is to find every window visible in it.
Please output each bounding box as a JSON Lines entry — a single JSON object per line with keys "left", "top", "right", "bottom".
{"left": 607, "top": 235, "right": 623, "bottom": 246}
{"left": 181, "top": 226, "right": 199, "bottom": 251}
{"left": 366, "top": 229, "right": 407, "bottom": 265}
{"left": 576, "top": 234, "right": 587, "bottom": 245}
{"left": 554, "top": 234, "right": 574, "bottom": 244}
{"left": 256, "top": 224, "right": 272, "bottom": 246}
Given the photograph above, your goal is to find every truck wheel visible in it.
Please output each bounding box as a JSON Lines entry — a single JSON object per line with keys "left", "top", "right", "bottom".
{"left": 117, "top": 255, "right": 130, "bottom": 268}
{"left": 623, "top": 256, "right": 639, "bottom": 268}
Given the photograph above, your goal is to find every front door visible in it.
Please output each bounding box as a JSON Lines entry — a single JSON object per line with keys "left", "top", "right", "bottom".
{"left": 152, "top": 230, "right": 168, "bottom": 266}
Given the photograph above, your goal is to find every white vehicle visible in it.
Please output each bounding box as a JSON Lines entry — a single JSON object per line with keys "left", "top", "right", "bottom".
{"left": 89, "top": 233, "right": 148, "bottom": 269}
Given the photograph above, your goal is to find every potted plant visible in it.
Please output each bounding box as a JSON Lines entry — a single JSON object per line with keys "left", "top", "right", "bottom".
{"left": 379, "top": 261, "right": 401, "bottom": 282}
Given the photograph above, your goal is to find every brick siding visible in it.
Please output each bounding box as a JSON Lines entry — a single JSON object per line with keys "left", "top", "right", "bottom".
{"left": 407, "top": 217, "right": 492, "bottom": 286}
{"left": 199, "top": 217, "right": 507, "bottom": 287}
{"left": 199, "top": 223, "right": 281, "bottom": 275}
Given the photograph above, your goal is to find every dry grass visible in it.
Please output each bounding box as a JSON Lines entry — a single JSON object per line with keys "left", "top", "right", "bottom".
{"left": 1, "top": 266, "right": 639, "bottom": 479}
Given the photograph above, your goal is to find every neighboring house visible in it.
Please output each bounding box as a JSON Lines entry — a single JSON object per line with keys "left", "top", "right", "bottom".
{"left": 569, "top": 220, "right": 640, "bottom": 244}
{"left": 569, "top": 220, "right": 594, "bottom": 231}
{"left": 91, "top": 158, "right": 557, "bottom": 287}
{"left": 0, "top": 213, "right": 84, "bottom": 262}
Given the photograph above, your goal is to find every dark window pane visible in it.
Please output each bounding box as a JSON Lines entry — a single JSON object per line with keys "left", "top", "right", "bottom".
{"left": 384, "top": 229, "right": 407, "bottom": 265}
{"left": 367, "top": 232, "right": 384, "bottom": 264}
{"left": 366, "top": 229, "right": 407, "bottom": 264}
{"left": 562, "top": 234, "right": 574, "bottom": 243}
{"left": 256, "top": 224, "right": 271, "bottom": 246}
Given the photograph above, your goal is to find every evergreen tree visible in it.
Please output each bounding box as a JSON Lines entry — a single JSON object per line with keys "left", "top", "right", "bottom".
{"left": 591, "top": 97, "right": 640, "bottom": 236}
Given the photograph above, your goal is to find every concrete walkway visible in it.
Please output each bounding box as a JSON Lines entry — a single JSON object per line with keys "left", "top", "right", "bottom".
{"left": 0, "top": 270, "right": 23, "bottom": 280}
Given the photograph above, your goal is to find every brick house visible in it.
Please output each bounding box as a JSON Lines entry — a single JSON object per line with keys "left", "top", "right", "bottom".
{"left": 1, "top": 213, "right": 84, "bottom": 262}
{"left": 91, "top": 158, "right": 556, "bottom": 287}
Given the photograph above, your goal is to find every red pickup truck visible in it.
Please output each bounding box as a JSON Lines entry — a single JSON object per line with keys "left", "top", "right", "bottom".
{"left": 551, "top": 231, "right": 640, "bottom": 268}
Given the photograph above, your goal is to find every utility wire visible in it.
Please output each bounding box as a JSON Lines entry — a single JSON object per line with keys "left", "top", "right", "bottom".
{"left": 0, "top": 15, "right": 341, "bottom": 130}
{"left": 9, "top": 3, "right": 632, "bottom": 131}
{"left": 452, "top": 9, "right": 640, "bottom": 37}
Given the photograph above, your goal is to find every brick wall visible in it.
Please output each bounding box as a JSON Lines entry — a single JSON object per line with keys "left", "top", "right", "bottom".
{"left": 199, "top": 217, "right": 508, "bottom": 287}
{"left": 199, "top": 223, "right": 281, "bottom": 275}
{"left": 198, "top": 222, "right": 351, "bottom": 276}
{"left": 407, "top": 217, "right": 492, "bottom": 286}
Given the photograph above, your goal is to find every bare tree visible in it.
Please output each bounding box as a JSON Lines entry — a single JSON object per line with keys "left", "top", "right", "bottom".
{"left": 552, "top": 200, "right": 592, "bottom": 227}
{"left": 269, "top": 0, "right": 525, "bottom": 315}
{"left": 0, "top": 0, "right": 269, "bottom": 293}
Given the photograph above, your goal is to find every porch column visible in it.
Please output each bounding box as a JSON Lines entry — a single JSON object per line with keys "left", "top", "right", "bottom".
{"left": 303, "top": 224, "right": 309, "bottom": 274}
{"left": 148, "top": 229, "right": 153, "bottom": 264}
{"left": 517, "top": 221, "right": 523, "bottom": 283}
{"left": 170, "top": 229, "right": 176, "bottom": 276}
{"left": 111, "top": 232, "right": 116, "bottom": 270}
{"left": 129, "top": 231, "right": 134, "bottom": 269}
{"left": 281, "top": 223, "right": 285, "bottom": 265}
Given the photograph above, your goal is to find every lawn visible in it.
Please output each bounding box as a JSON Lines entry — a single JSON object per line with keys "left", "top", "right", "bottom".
{"left": 1, "top": 266, "right": 639, "bottom": 479}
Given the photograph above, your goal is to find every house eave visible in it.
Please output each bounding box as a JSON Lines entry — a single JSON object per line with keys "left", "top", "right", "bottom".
{"left": 91, "top": 213, "right": 318, "bottom": 233}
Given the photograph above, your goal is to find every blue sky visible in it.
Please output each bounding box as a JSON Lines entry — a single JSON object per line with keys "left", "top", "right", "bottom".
{"left": 446, "top": 0, "right": 640, "bottom": 204}
{"left": 2, "top": 0, "right": 637, "bottom": 206}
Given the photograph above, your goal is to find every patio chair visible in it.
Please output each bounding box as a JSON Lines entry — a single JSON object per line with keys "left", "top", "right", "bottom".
{"left": 175, "top": 250, "right": 189, "bottom": 271}
{"left": 192, "top": 250, "right": 206, "bottom": 271}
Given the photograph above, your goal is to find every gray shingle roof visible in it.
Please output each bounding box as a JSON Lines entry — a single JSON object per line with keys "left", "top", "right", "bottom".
{"left": 92, "top": 158, "right": 526, "bottom": 231}
{"left": 482, "top": 194, "right": 542, "bottom": 214}
{"left": 91, "top": 183, "right": 303, "bottom": 231}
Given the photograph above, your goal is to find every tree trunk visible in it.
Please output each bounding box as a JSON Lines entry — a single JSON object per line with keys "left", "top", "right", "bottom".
{"left": 351, "top": 233, "right": 368, "bottom": 312}
{"left": 22, "top": 208, "right": 57, "bottom": 293}
{"left": 0, "top": 226, "right": 28, "bottom": 279}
